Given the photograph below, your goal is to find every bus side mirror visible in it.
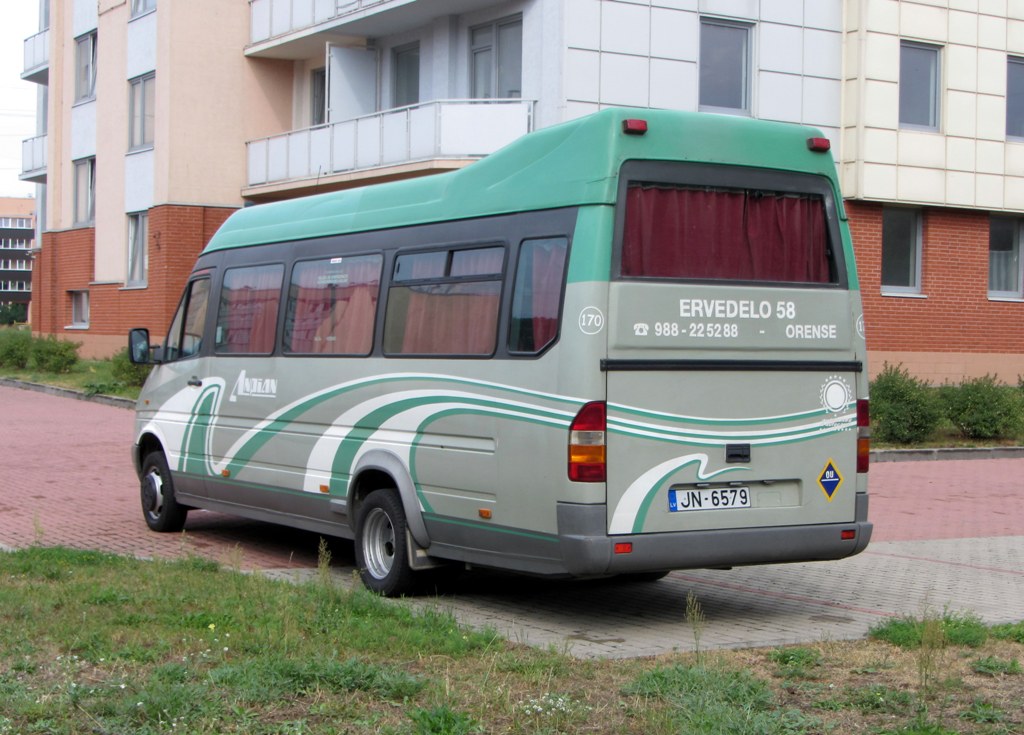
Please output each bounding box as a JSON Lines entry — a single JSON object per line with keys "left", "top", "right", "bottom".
{"left": 129, "top": 328, "right": 160, "bottom": 365}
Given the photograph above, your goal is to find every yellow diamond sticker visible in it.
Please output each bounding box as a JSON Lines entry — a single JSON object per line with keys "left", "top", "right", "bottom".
{"left": 818, "top": 459, "right": 843, "bottom": 502}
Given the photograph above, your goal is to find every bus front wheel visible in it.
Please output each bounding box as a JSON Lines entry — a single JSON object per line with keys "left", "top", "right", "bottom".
{"left": 140, "top": 451, "right": 188, "bottom": 533}
{"left": 355, "top": 489, "right": 416, "bottom": 597}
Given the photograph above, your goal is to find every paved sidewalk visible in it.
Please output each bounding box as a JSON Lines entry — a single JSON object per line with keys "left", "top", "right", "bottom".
{"left": 1, "top": 384, "right": 1022, "bottom": 658}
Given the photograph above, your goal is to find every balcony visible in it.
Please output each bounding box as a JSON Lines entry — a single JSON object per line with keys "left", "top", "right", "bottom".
{"left": 248, "top": 0, "right": 485, "bottom": 58}
{"left": 245, "top": 98, "right": 533, "bottom": 198}
{"left": 22, "top": 29, "right": 49, "bottom": 84}
{"left": 20, "top": 134, "right": 47, "bottom": 183}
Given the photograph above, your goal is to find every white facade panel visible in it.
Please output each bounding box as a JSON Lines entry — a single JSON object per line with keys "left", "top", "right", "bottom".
{"left": 72, "top": 0, "right": 98, "bottom": 37}
{"left": 124, "top": 149, "right": 154, "bottom": 213}
{"left": 977, "top": 172, "right": 1005, "bottom": 207}
{"left": 650, "top": 58, "right": 696, "bottom": 109}
{"left": 864, "top": 34, "right": 899, "bottom": 81}
{"left": 126, "top": 11, "right": 157, "bottom": 80}
{"left": 949, "top": 10, "right": 980, "bottom": 46}
{"left": 652, "top": 0, "right": 698, "bottom": 11}
{"left": 803, "top": 28, "right": 842, "bottom": 78}
{"left": 945, "top": 45, "right": 978, "bottom": 92}
{"left": 978, "top": 48, "right": 1007, "bottom": 95}
{"left": 802, "top": 76, "right": 841, "bottom": 127}
{"left": 978, "top": 14, "right": 1008, "bottom": 49}
{"left": 803, "top": 0, "right": 842, "bottom": 32}
{"left": 71, "top": 101, "right": 97, "bottom": 161}
{"left": 863, "top": 128, "right": 899, "bottom": 163}
{"left": 565, "top": 48, "right": 600, "bottom": 101}
{"left": 864, "top": 0, "right": 900, "bottom": 34}
{"left": 897, "top": 165, "right": 945, "bottom": 202}
{"left": 899, "top": 2, "right": 948, "bottom": 43}
{"left": 897, "top": 130, "right": 946, "bottom": 168}
{"left": 566, "top": 0, "right": 601, "bottom": 48}
{"left": 599, "top": 53, "right": 650, "bottom": 107}
{"left": 977, "top": 140, "right": 1007, "bottom": 174}
{"left": 946, "top": 169, "right": 976, "bottom": 206}
{"left": 863, "top": 162, "right": 899, "bottom": 198}
{"left": 651, "top": 7, "right": 698, "bottom": 61}
{"left": 757, "top": 71, "right": 802, "bottom": 122}
{"left": 601, "top": 2, "right": 650, "bottom": 56}
{"left": 760, "top": 0, "right": 802, "bottom": 26}
{"left": 698, "top": 0, "right": 758, "bottom": 20}
{"left": 1006, "top": 142, "right": 1024, "bottom": 175}
{"left": 759, "top": 24, "right": 803, "bottom": 73}
{"left": 945, "top": 90, "right": 978, "bottom": 138}
{"left": 977, "top": 94, "right": 1007, "bottom": 140}
{"left": 1005, "top": 175, "right": 1024, "bottom": 209}
{"left": 945, "top": 136, "right": 977, "bottom": 171}
{"left": 862, "top": 79, "right": 899, "bottom": 128}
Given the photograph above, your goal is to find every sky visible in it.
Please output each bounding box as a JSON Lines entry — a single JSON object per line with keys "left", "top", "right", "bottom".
{"left": 0, "top": 0, "right": 41, "bottom": 199}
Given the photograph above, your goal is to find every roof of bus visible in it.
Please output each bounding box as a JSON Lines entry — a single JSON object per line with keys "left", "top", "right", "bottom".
{"left": 204, "top": 108, "right": 839, "bottom": 253}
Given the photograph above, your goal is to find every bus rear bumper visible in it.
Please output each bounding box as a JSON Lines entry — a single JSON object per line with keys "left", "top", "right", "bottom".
{"left": 556, "top": 494, "right": 872, "bottom": 576}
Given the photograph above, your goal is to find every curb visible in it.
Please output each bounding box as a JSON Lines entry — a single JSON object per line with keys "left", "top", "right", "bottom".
{"left": 0, "top": 377, "right": 136, "bottom": 410}
{"left": 3, "top": 378, "right": 1024, "bottom": 462}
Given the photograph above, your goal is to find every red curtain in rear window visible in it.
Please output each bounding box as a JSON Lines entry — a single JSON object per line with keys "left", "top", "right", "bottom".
{"left": 622, "top": 185, "right": 832, "bottom": 283}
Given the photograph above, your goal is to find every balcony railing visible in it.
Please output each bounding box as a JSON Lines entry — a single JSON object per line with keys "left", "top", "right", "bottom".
{"left": 20, "top": 134, "right": 47, "bottom": 183}
{"left": 247, "top": 98, "right": 533, "bottom": 188}
{"left": 250, "top": 0, "right": 390, "bottom": 44}
{"left": 22, "top": 29, "right": 49, "bottom": 83}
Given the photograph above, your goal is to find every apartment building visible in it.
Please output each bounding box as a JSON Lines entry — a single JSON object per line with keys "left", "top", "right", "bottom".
{"left": 0, "top": 198, "right": 35, "bottom": 318}
{"left": 19, "top": 0, "right": 1024, "bottom": 381}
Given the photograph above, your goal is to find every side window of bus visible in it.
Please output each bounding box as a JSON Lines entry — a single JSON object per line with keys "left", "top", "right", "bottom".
{"left": 621, "top": 184, "right": 835, "bottom": 283}
{"left": 509, "top": 237, "right": 568, "bottom": 354}
{"left": 214, "top": 264, "right": 285, "bottom": 354}
{"left": 164, "top": 277, "right": 210, "bottom": 362}
{"left": 384, "top": 245, "right": 504, "bottom": 356}
{"left": 284, "top": 254, "right": 382, "bottom": 355}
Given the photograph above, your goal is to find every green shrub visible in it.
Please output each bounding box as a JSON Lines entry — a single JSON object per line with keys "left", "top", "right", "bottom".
{"left": 0, "top": 329, "right": 33, "bottom": 369}
{"left": 29, "top": 336, "right": 80, "bottom": 374}
{"left": 869, "top": 363, "right": 942, "bottom": 444}
{"left": 110, "top": 347, "right": 152, "bottom": 387}
{"left": 940, "top": 375, "right": 1024, "bottom": 440}
{"left": 0, "top": 303, "right": 27, "bottom": 325}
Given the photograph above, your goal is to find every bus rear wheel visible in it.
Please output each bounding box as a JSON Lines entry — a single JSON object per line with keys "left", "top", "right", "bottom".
{"left": 355, "top": 489, "right": 417, "bottom": 597}
{"left": 140, "top": 451, "right": 188, "bottom": 533}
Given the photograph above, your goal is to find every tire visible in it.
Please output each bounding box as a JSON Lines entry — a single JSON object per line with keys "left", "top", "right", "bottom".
{"left": 140, "top": 451, "right": 188, "bottom": 533}
{"left": 354, "top": 488, "right": 417, "bottom": 597}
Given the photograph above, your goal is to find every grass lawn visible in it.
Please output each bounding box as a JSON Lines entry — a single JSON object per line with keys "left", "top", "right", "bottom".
{"left": 1, "top": 546, "right": 1021, "bottom": 735}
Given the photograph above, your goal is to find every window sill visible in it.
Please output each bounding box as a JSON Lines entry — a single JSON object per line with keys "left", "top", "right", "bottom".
{"left": 127, "top": 145, "right": 154, "bottom": 156}
{"left": 988, "top": 294, "right": 1024, "bottom": 303}
{"left": 121, "top": 284, "right": 148, "bottom": 291}
{"left": 881, "top": 290, "right": 927, "bottom": 299}
{"left": 65, "top": 324, "right": 90, "bottom": 330}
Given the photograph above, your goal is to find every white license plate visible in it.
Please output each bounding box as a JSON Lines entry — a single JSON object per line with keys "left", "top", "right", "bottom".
{"left": 669, "top": 486, "right": 751, "bottom": 512}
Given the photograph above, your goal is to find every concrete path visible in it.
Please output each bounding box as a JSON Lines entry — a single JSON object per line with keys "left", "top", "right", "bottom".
{"left": 1, "top": 384, "right": 1021, "bottom": 658}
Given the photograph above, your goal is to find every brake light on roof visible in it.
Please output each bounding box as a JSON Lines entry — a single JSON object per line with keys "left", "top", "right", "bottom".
{"left": 622, "top": 118, "right": 648, "bottom": 136}
{"left": 857, "top": 399, "right": 870, "bottom": 473}
{"left": 569, "top": 401, "right": 606, "bottom": 482}
{"left": 807, "top": 137, "right": 831, "bottom": 152}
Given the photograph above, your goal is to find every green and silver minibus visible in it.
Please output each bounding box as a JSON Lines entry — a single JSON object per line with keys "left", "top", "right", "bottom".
{"left": 129, "top": 109, "right": 871, "bottom": 596}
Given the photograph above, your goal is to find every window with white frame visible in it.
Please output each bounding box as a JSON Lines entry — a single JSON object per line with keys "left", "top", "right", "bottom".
{"left": 1008, "top": 57, "right": 1024, "bottom": 139}
{"left": 129, "top": 74, "right": 155, "bottom": 150}
{"left": 131, "top": 0, "right": 156, "bottom": 17}
{"left": 881, "top": 208, "right": 923, "bottom": 294}
{"left": 989, "top": 216, "right": 1023, "bottom": 298}
{"left": 471, "top": 16, "right": 522, "bottom": 99}
{"left": 70, "top": 291, "right": 90, "bottom": 327}
{"left": 310, "top": 67, "right": 326, "bottom": 126}
{"left": 73, "top": 158, "right": 96, "bottom": 226}
{"left": 393, "top": 43, "right": 420, "bottom": 107}
{"left": 127, "top": 212, "right": 148, "bottom": 287}
{"left": 699, "top": 19, "right": 751, "bottom": 114}
{"left": 899, "top": 41, "right": 940, "bottom": 131}
{"left": 75, "top": 32, "right": 97, "bottom": 102}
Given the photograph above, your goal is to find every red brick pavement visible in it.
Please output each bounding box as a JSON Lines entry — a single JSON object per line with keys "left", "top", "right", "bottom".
{"left": 1, "top": 385, "right": 1021, "bottom": 571}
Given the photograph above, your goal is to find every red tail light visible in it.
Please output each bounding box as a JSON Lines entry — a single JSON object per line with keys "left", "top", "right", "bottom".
{"left": 857, "top": 399, "right": 870, "bottom": 473}
{"left": 569, "top": 401, "right": 606, "bottom": 482}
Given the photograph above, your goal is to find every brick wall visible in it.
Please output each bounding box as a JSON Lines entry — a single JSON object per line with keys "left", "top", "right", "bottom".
{"left": 848, "top": 201, "right": 1024, "bottom": 382}
{"left": 33, "top": 204, "right": 235, "bottom": 357}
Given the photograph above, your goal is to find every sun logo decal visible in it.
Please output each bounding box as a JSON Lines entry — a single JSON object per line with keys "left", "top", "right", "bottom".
{"left": 820, "top": 375, "right": 852, "bottom": 414}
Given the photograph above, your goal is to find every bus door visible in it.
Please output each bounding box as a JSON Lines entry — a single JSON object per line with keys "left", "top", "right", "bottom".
{"left": 603, "top": 175, "right": 864, "bottom": 540}
{"left": 145, "top": 273, "right": 215, "bottom": 497}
